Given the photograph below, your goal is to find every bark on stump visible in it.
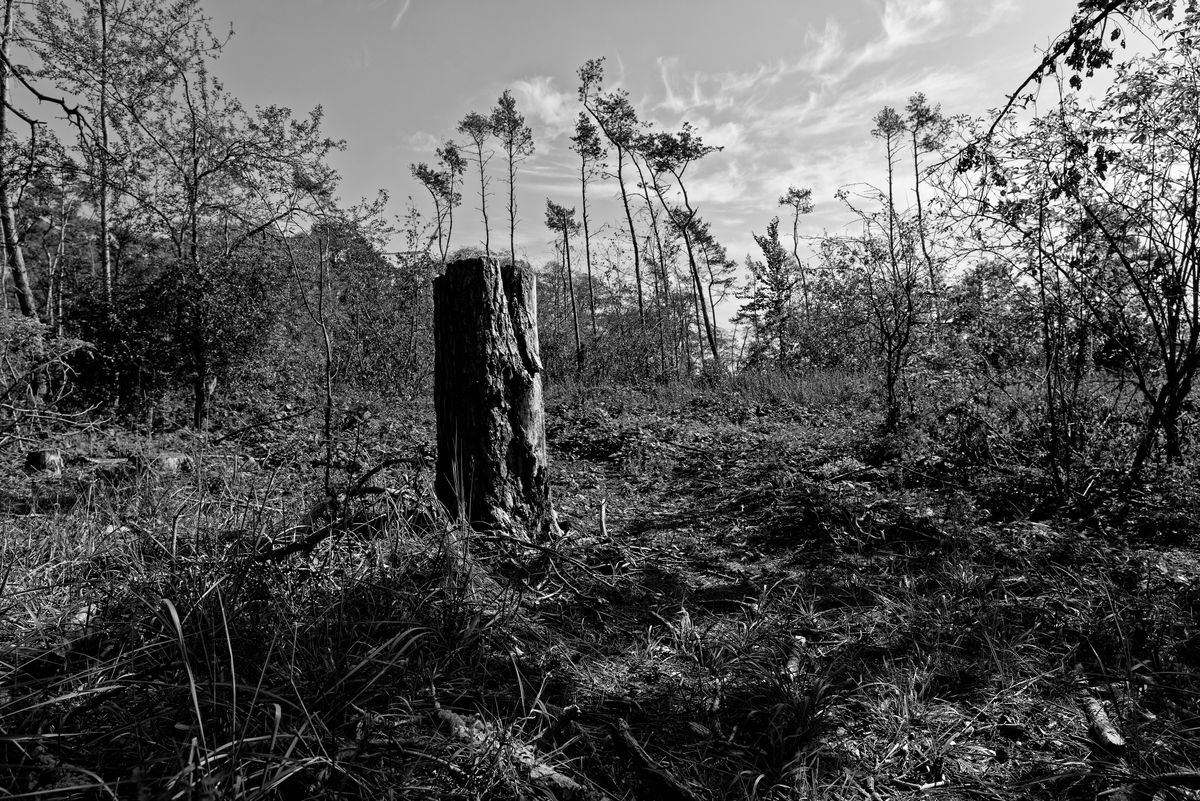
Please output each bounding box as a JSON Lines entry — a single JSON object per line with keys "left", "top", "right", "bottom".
{"left": 433, "top": 257, "right": 554, "bottom": 535}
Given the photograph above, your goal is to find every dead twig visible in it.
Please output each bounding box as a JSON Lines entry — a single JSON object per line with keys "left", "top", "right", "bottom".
{"left": 254, "top": 458, "right": 424, "bottom": 563}
{"left": 254, "top": 521, "right": 336, "bottom": 563}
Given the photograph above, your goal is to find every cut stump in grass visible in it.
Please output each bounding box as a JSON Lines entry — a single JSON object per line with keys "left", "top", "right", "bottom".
{"left": 433, "top": 257, "right": 555, "bottom": 536}
{"left": 24, "top": 448, "right": 63, "bottom": 475}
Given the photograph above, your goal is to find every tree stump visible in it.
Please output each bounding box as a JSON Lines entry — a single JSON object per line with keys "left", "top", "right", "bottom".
{"left": 24, "top": 448, "right": 63, "bottom": 475}
{"left": 433, "top": 257, "right": 554, "bottom": 535}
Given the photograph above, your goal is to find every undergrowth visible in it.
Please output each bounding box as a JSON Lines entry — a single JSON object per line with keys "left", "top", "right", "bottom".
{"left": 2, "top": 376, "right": 1200, "bottom": 800}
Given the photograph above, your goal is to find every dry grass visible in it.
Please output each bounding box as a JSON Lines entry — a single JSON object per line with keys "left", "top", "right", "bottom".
{"left": 2, "top": 377, "right": 1200, "bottom": 799}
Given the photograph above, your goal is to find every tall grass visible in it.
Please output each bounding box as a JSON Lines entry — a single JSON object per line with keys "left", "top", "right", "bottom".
{"left": 0, "top": 454, "right": 549, "bottom": 799}
{"left": 6, "top": 375, "right": 1200, "bottom": 800}
{"left": 721, "top": 368, "right": 873, "bottom": 410}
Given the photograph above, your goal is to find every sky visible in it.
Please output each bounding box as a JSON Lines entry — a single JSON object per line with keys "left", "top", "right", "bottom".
{"left": 200, "top": 0, "right": 1081, "bottom": 279}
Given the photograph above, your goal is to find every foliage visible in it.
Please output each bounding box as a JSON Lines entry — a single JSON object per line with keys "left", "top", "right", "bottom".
{"left": 737, "top": 216, "right": 803, "bottom": 370}
{"left": 967, "top": 18, "right": 1200, "bottom": 480}
{"left": 65, "top": 237, "right": 285, "bottom": 413}
{"left": 277, "top": 217, "right": 433, "bottom": 398}
{"left": 0, "top": 309, "right": 88, "bottom": 411}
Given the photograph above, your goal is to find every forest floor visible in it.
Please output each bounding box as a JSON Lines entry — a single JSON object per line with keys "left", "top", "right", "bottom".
{"left": 3, "top": 382, "right": 1200, "bottom": 800}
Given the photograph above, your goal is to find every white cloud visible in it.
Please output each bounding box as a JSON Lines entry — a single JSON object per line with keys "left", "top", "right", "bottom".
{"left": 658, "top": 56, "right": 688, "bottom": 114}
{"left": 401, "top": 130, "right": 439, "bottom": 152}
{"left": 880, "top": 0, "right": 950, "bottom": 48}
{"left": 647, "top": 19, "right": 844, "bottom": 122}
{"left": 693, "top": 119, "right": 745, "bottom": 154}
{"left": 685, "top": 161, "right": 749, "bottom": 207}
{"left": 810, "top": 0, "right": 959, "bottom": 83}
{"left": 801, "top": 19, "right": 848, "bottom": 77}
{"left": 422, "top": 0, "right": 1057, "bottom": 275}
{"left": 511, "top": 76, "right": 577, "bottom": 140}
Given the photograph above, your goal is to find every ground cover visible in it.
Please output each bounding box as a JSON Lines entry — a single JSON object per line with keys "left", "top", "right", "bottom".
{"left": 2, "top": 384, "right": 1199, "bottom": 800}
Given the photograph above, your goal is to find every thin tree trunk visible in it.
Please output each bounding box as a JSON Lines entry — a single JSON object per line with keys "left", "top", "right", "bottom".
{"left": 0, "top": 0, "right": 37, "bottom": 321}
{"left": 691, "top": 271, "right": 704, "bottom": 368}
{"left": 551, "top": 242, "right": 560, "bottom": 344}
{"left": 475, "top": 144, "right": 490, "bottom": 260}
{"left": 188, "top": 111, "right": 206, "bottom": 429}
{"left": 99, "top": 0, "right": 113, "bottom": 310}
{"left": 615, "top": 149, "right": 644, "bottom": 325}
{"left": 507, "top": 149, "right": 516, "bottom": 266}
{"left": 675, "top": 258, "right": 696, "bottom": 373}
{"left": 647, "top": 233, "right": 667, "bottom": 374}
{"left": 42, "top": 242, "right": 54, "bottom": 327}
{"left": 445, "top": 172, "right": 456, "bottom": 261}
{"left": 702, "top": 247, "right": 721, "bottom": 353}
{"left": 1131, "top": 392, "right": 1167, "bottom": 479}
{"left": 791, "top": 213, "right": 810, "bottom": 321}
{"left": 911, "top": 130, "right": 939, "bottom": 337}
{"left": 678, "top": 226, "right": 719, "bottom": 364}
{"left": 53, "top": 180, "right": 68, "bottom": 334}
{"left": 579, "top": 157, "right": 597, "bottom": 339}
{"left": 1036, "top": 235, "right": 1066, "bottom": 495}
{"left": 424, "top": 191, "right": 446, "bottom": 264}
{"left": 650, "top": 171, "right": 719, "bottom": 367}
{"left": 885, "top": 133, "right": 900, "bottom": 291}
{"left": 634, "top": 156, "right": 674, "bottom": 374}
{"left": 563, "top": 230, "right": 582, "bottom": 373}
{"left": 318, "top": 240, "right": 334, "bottom": 495}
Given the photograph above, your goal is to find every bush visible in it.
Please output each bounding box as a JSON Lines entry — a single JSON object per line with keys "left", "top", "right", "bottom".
{"left": 0, "top": 310, "right": 89, "bottom": 413}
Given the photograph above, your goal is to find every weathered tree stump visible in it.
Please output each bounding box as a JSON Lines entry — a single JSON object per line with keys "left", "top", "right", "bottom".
{"left": 24, "top": 448, "right": 63, "bottom": 475}
{"left": 433, "top": 257, "right": 554, "bottom": 535}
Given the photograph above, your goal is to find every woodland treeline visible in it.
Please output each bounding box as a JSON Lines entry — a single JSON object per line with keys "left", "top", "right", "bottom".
{"left": 2, "top": 0, "right": 1199, "bottom": 495}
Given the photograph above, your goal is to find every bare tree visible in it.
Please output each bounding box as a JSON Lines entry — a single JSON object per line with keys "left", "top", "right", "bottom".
{"left": 905, "top": 93, "right": 948, "bottom": 330}
{"left": 491, "top": 90, "right": 533, "bottom": 267}
{"left": 457, "top": 111, "right": 493, "bottom": 260}
{"left": 412, "top": 158, "right": 458, "bottom": 265}
{"left": 642, "top": 123, "right": 724, "bottom": 365}
{"left": 873, "top": 107, "right": 905, "bottom": 278}
{"left": 570, "top": 111, "right": 604, "bottom": 339}
{"left": 578, "top": 58, "right": 647, "bottom": 327}
{"left": 545, "top": 199, "right": 582, "bottom": 372}
{"left": 778, "top": 186, "right": 813, "bottom": 321}
{"left": 437, "top": 141, "right": 465, "bottom": 260}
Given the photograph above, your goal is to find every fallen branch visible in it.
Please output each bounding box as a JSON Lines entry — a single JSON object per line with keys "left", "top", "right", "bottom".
{"left": 1072, "top": 665, "right": 1126, "bottom": 756}
{"left": 1082, "top": 696, "right": 1126, "bottom": 755}
{"left": 254, "top": 521, "right": 336, "bottom": 563}
{"left": 254, "top": 458, "right": 422, "bottom": 563}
